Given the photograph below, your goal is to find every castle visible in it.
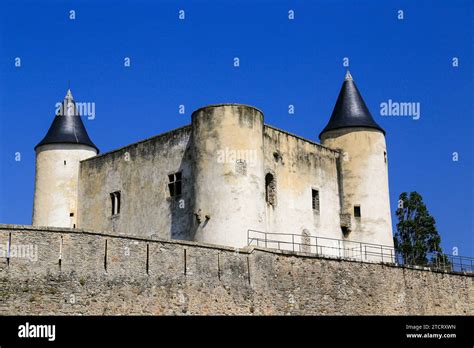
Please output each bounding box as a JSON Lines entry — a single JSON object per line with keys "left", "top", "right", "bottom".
{"left": 2, "top": 71, "right": 470, "bottom": 316}
{"left": 32, "top": 71, "right": 394, "bottom": 254}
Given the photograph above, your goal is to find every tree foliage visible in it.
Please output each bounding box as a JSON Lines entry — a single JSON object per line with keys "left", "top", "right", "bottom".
{"left": 394, "top": 192, "right": 448, "bottom": 267}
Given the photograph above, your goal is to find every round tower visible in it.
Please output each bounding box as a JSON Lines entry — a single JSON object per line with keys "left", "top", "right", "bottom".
{"left": 320, "top": 71, "right": 393, "bottom": 247}
{"left": 191, "top": 104, "right": 266, "bottom": 248}
{"left": 32, "top": 89, "right": 98, "bottom": 228}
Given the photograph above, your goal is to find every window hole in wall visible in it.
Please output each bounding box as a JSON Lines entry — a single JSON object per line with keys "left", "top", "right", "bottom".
{"left": 265, "top": 173, "right": 276, "bottom": 206}
{"left": 354, "top": 205, "right": 361, "bottom": 218}
{"left": 168, "top": 172, "right": 182, "bottom": 197}
{"left": 110, "top": 191, "right": 121, "bottom": 215}
{"left": 312, "top": 189, "right": 320, "bottom": 214}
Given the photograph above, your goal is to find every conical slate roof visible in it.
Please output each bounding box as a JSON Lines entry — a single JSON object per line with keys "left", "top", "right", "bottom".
{"left": 35, "top": 89, "right": 99, "bottom": 152}
{"left": 319, "top": 71, "right": 384, "bottom": 139}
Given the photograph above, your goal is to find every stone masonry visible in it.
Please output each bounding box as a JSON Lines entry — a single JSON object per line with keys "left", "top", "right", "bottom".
{"left": 0, "top": 225, "right": 472, "bottom": 315}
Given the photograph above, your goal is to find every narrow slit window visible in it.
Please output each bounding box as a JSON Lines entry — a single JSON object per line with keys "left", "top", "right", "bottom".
{"left": 265, "top": 173, "right": 276, "bottom": 206}
{"left": 312, "top": 189, "right": 320, "bottom": 213}
{"left": 354, "top": 205, "right": 361, "bottom": 218}
{"left": 168, "top": 172, "right": 182, "bottom": 197}
{"left": 110, "top": 191, "right": 121, "bottom": 215}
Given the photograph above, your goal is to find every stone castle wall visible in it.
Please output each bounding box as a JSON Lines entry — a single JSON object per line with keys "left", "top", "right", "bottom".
{"left": 0, "top": 225, "right": 472, "bottom": 315}
{"left": 75, "top": 111, "right": 345, "bottom": 247}
{"left": 78, "top": 126, "right": 193, "bottom": 241}
{"left": 263, "top": 125, "right": 342, "bottom": 244}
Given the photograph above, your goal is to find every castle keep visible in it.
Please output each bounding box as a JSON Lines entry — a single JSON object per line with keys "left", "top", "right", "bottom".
{"left": 32, "top": 71, "right": 394, "bottom": 252}
{"left": 2, "top": 71, "right": 470, "bottom": 316}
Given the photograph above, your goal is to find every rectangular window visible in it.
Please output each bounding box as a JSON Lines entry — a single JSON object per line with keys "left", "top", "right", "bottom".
{"left": 168, "top": 172, "right": 182, "bottom": 197}
{"left": 312, "top": 189, "right": 320, "bottom": 213}
{"left": 354, "top": 205, "right": 361, "bottom": 218}
{"left": 110, "top": 191, "right": 121, "bottom": 215}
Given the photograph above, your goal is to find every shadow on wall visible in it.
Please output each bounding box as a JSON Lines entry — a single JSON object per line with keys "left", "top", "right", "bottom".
{"left": 170, "top": 136, "right": 197, "bottom": 241}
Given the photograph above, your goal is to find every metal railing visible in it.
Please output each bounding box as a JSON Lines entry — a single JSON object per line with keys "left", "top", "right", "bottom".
{"left": 247, "top": 229, "right": 474, "bottom": 274}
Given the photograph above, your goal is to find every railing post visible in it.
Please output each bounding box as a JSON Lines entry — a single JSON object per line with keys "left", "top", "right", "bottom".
{"left": 381, "top": 245, "right": 384, "bottom": 263}
{"left": 315, "top": 237, "right": 318, "bottom": 255}
{"left": 265, "top": 232, "right": 267, "bottom": 248}
{"left": 338, "top": 240, "right": 341, "bottom": 258}
{"left": 360, "top": 243, "right": 363, "bottom": 261}
{"left": 292, "top": 234, "right": 295, "bottom": 252}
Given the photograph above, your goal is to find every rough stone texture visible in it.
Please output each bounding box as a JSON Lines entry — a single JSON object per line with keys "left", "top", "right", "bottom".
{"left": 33, "top": 143, "right": 97, "bottom": 228}
{"left": 75, "top": 104, "right": 348, "bottom": 250}
{"left": 192, "top": 105, "right": 266, "bottom": 247}
{"left": 34, "top": 102, "right": 395, "bottom": 253}
{"left": 0, "top": 225, "right": 471, "bottom": 315}
{"left": 321, "top": 128, "right": 393, "bottom": 247}
{"left": 263, "top": 125, "right": 342, "bottom": 251}
{"left": 77, "top": 126, "right": 193, "bottom": 241}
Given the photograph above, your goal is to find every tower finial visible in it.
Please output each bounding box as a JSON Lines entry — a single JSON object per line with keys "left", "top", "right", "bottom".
{"left": 345, "top": 70, "right": 353, "bottom": 81}
{"left": 63, "top": 88, "right": 75, "bottom": 116}
{"left": 65, "top": 88, "right": 74, "bottom": 100}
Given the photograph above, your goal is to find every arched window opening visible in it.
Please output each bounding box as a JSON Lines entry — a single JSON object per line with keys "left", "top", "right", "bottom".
{"left": 110, "top": 191, "right": 121, "bottom": 216}
{"left": 265, "top": 173, "right": 276, "bottom": 206}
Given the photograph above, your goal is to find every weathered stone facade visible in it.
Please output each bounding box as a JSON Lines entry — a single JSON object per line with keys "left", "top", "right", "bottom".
{"left": 1, "top": 225, "right": 471, "bottom": 315}
{"left": 76, "top": 105, "right": 352, "bottom": 249}
{"left": 33, "top": 72, "right": 396, "bottom": 251}
{"left": 77, "top": 125, "right": 193, "bottom": 241}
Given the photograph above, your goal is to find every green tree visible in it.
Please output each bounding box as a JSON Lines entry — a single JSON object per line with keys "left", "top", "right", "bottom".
{"left": 394, "top": 192, "right": 448, "bottom": 268}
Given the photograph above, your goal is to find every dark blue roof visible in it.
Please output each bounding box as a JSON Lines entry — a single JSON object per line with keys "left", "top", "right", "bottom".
{"left": 319, "top": 72, "right": 385, "bottom": 138}
{"left": 35, "top": 90, "right": 99, "bottom": 152}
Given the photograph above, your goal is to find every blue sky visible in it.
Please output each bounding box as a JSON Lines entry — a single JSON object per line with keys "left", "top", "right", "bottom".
{"left": 0, "top": 0, "right": 472, "bottom": 255}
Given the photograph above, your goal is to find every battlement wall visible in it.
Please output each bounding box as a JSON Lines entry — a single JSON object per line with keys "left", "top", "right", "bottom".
{"left": 0, "top": 225, "right": 472, "bottom": 315}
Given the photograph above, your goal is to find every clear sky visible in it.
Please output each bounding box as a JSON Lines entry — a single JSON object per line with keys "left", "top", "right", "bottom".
{"left": 0, "top": 0, "right": 472, "bottom": 255}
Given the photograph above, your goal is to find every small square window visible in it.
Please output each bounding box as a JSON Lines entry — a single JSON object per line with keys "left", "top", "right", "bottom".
{"left": 354, "top": 205, "right": 361, "bottom": 218}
